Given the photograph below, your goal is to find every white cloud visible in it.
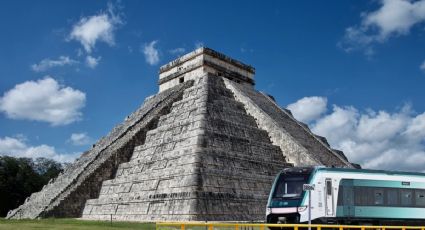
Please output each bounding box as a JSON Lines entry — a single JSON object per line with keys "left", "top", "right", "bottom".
{"left": 356, "top": 109, "right": 409, "bottom": 142}
{"left": 31, "top": 56, "right": 78, "bottom": 72}
{"left": 289, "top": 96, "right": 425, "bottom": 172}
{"left": 0, "top": 77, "right": 86, "bottom": 126}
{"left": 195, "top": 41, "right": 204, "bottom": 49}
{"left": 420, "top": 60, "right": 425, "bottom": 71}
{"left": 340, "top": 0, "right": 425, "bottom": 54}
{"left": 69, "top": 3, "right": 122, "bottom": 53}
{"left": 142, "top": 40, "right": 160, "bottom": 65}
{"left": 85, "top": 55, "right": 101, "bottom": 68}
{"left": 403, "top": 113, "right": 425, "bottom": 142}
{"left": 169, "top": 47, "right": 186, "bottom": 55}
{"left": 68, "top": 133, "right": 91, "bottom": 146}
{"left": 0, "top": 136, "right": 80, "bottom": 163}
{"left": 312, "top": 105, "right": 359, "bottom": 144}
{"left": 0, "top": 136, "right": 26, "bottom": 152}
{"left": 287, "top": 96, "right": 328, "bottom": 123}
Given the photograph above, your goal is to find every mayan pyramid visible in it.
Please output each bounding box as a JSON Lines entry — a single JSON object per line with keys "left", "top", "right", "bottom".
{"left": 7, "top": 47, "right": 353, "bottom": 221}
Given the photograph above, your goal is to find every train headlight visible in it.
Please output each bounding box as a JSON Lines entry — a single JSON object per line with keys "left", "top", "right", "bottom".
{"left": 297, "top": 206, "right": 307, "bottom": 212}
{"left": 266, "top": 207, "right": 271, "bottom": 216}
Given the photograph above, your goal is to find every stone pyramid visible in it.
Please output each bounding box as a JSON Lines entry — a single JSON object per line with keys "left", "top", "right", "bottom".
{"left": 7, "top": 47, "right": 353, "bottom": 221}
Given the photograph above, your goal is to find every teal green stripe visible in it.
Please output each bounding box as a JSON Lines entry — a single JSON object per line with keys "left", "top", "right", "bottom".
{"left": 337, "top": 205, "right": 425, "bottom": 219}
{"left": 353, "top": 206, "right": 425, "bottom": 219}
{"left": 351, "top": 179, "right": 425, "bottom": 189}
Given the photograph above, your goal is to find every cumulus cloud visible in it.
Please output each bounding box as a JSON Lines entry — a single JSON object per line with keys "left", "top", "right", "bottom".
{"left": 403, "top": 113, "right": 425, "bottom": 142}
{"left": 169, "top": 47, "right": 186, "bottom": 55}
{"left": 356, "top": 108, "right": 409, "bottom": 142}
{"left": 287, "top": 96, "right": 425, "bottom": 172}
{"left": 340, "top": 0, "right": 425, "bottom": 54}
{"left": 85, "top": 55, "right": 101, "bottom": 68}
{"left": 312, "top": 105, "right": 359, "bottom": 144}
{"left": 0, "top": 136, "right": 80, "bottom": 163}
{"left": 69, "top": 3, "right": 123, "bottom": 53}
{"left": 31, "top": 56, "right": 78, "bottom": 72}
{"left": 68, "top": 133, "right": 92, "bottom": 146}
{"left": 0, "top": 77, "right": 86, "bottom": 126}
{"left": 287, "top": 96, "right": 328, "bottom": 123}
{"left": 142, "top": 40, "right": 160, "bottom": 65}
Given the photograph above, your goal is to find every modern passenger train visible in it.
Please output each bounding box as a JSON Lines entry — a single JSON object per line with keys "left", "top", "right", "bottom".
{"left": 266, "top": 166, "right": 425, "bottom": 225}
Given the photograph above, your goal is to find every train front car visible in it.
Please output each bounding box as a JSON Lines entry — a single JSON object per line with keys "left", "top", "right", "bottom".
{"left": 267, "top": 166, "right": 425, "bottom": 226}
{"left": 266, "top": 167, "right": 315, "bottom": 224}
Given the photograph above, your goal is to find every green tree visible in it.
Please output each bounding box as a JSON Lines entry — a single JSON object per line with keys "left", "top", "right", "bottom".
{"left": 33, "top": 157, "right": 63, "bottom": 184}
{"left": 0, "top": 156, "right": 64, "bottom": 217}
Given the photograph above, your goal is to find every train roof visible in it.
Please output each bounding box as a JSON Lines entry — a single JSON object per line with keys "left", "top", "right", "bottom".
{"left": 280, "top": 166, "right": 315, "bottom": 174}
{"left": 315, "top": 166, "right": 425, "bottom": 177}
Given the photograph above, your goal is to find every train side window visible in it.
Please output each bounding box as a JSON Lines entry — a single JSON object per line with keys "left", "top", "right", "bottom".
{"left": 343, "top": 186, "right": 354, "bottom": 206}
{"left": 326, "top": 180, "right": 332, "bottom": 195}
{"left": 354, "top": 187, "right": 368, "bottom": 206}
{"left": 415, "top": 190, "right": 425, "bottom": 207}
{"left": 401, "top": 189, "right": 413, "bottom": 206}
{"left": 386, "top": 189, "right": 399, "bottom": 206}
{"left": 374, "top": 189, "right": 384, "bottom": 205}
{"left": 337, "top": 186, "right": 344, "bottom": 205}
{"left": 354, "top": 187, "right": 361, "bottom": 205}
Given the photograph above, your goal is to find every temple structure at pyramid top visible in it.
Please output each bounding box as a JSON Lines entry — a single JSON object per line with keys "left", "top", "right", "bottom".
{"left": 158, "top": 47, "right": 255, "bottom": 92}
{"left": 7, "top": 47, "right": 355, "bottom": 222}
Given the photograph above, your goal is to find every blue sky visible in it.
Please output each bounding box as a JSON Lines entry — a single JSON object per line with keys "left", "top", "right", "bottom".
{"left": 1, "top": 0, "right": 425, "bottom": 171}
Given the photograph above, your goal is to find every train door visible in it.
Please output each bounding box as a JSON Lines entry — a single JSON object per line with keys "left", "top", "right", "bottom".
{"left": 325, "top": 178, "right": 334, "bottom": 216}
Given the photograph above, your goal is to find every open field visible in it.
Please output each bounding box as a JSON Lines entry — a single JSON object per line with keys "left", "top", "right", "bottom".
{"left": 0, "top": 218, "right": 155, "bottom": 230}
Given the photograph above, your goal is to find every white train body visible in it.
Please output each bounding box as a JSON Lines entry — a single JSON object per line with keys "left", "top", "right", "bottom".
{"left": 266, "top": 167, "right": 425, "bottom": 225}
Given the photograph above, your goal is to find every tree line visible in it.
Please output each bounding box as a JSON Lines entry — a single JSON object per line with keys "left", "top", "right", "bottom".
{"left": 0, "top": 156, "right": 65, "bottom": 217}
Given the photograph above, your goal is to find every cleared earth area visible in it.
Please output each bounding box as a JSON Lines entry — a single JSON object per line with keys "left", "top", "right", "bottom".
{"left": 0, "top": 218, "right": 155, "bottom": 230}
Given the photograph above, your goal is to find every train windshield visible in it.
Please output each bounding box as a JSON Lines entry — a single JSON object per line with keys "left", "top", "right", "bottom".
{"left": 273, "top": 174, "right": 310, "bottom": 199}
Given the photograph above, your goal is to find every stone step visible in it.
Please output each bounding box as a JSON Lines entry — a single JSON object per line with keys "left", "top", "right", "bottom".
{"left": 145, "top": 116, "right": 204, "bottom": 143}
{"left": 156, "top": 102, "right": 258, "bottom": 129}
{"left": 132, "top": 127, "right": 282, "bottom": 163}
{"left": 90, "top": 184, "right": 271, "bottom": 206}
{"left": 145, "top": 116, "right": 270, "bottom": 148}
{"left": 94, "top": 169, "right": 278, "bottom": 200}
{"left": 127, "top": 145, "right": 285, "bottom": 173}
{"left": 202, "top": 118, "right": 271, "bottom": 143}
{"left": 129, "top": 145, "right": 285, "bottom": 171}
{"left": 105, "top": 161, "right": 285, "bottom": 192}
{"left": 108, "top": 147, "right": 287, "bottom": 186}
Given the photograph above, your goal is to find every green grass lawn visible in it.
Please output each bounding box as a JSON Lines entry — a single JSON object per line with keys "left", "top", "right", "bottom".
{"left": 0, "top": 218, "right": 156, "bottom": 230}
